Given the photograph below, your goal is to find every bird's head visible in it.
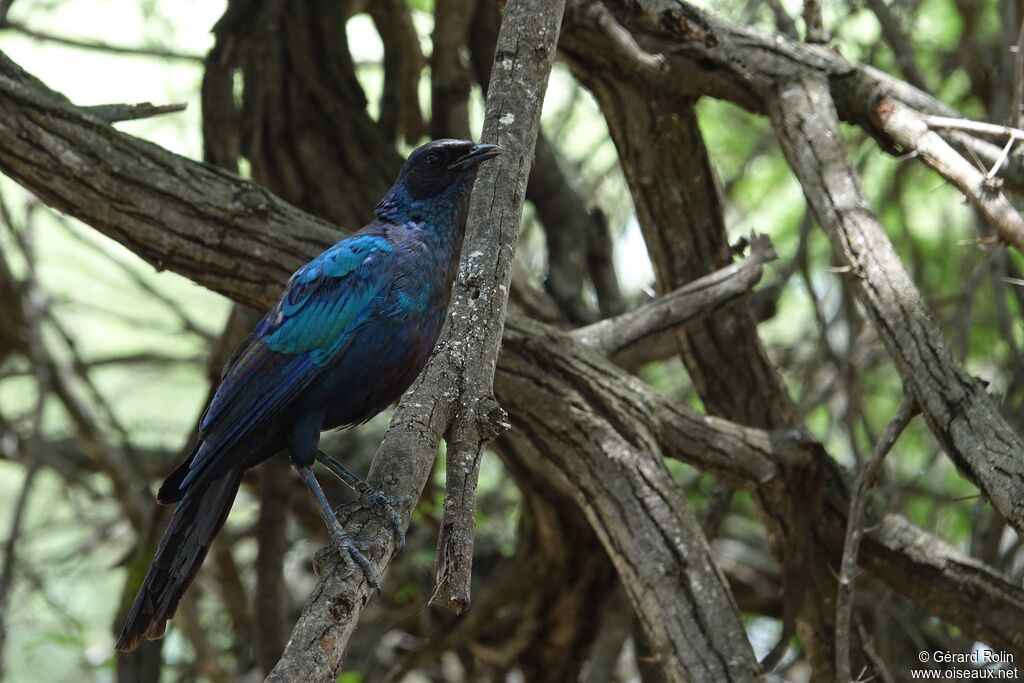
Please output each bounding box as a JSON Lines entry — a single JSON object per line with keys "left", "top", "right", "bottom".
{"left": 376, "top": 139, "right": 501, "bottom": 224}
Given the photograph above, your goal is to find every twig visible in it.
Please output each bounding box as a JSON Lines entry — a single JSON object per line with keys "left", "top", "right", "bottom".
{"left": 572, "top": 234, "right": 777, "bottom": 362}
{"left": 57, "top": 218, "right": 214, "bottom": 343}
{"left": 1011, "top": 17, "right": 1024, "bottom": 129}
{"left": 877, "top": 101, "right": 1024, "bottom": 251}
{"left": 803, "top": 0, "right": 828, "bottom": 43}
{"left": 864, "top": 0, "right": 929, "bottom": 92}
{"left": 0, "top": 463, "right": 39, "bottom": 681}
{"left": 835, "top": 395, "right": 918, "bottom": 682}
{"left": 759, "top": 619, "right": 794, "bottom": 673}
{"left": 988, "top": 137, "right": 1017, "bottom": 180}
{"left": 44, "top": 309, "right": 142, "bottom": 453}
{"left": 0, "top": 209, "right": 48, "bottom": 681}
{"left": 925, "top": 115, "right": 1024, "bottom": 142}
{"left": 83, "top": 102, "right": 188, "bottom": 123}
{"left": 585, "top": 0, "right": 667, "bottom": 74}
{"left": 764, "top": 0, "right": 799, "bottom": 39}
{"left": 856, "top": 618, "right": 896, "bottom": 683}
{"left": 0, "top": 19, "right": 203, "bottom": 63}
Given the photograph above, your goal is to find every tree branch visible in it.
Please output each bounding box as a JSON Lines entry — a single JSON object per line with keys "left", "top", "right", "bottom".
{"left": 430, "top": 0, "right": 567, "bottom": 614}
{"left": 835, "top": 395, "right": 918, "bottom": 682}
{"left": 268, "top": 0, "right": 567, "bottom": 677}
{"left": 0, "top": 48, "right": 340, "bottom": 310}
{"left": 498, "top": 317, "right": 763, "bottom": 682}
{"left": 873, "top": 99, "right": 1024, "bottom": 251}
{"left": 572, "top": 233, "right": 776, "bottom": 363}
{"left": 3, "top": 9, "right": 1022, "bottom": 676}
{"left": 520, "top": 317, "right": 1024, "bottom": 663}
{"left": 82, "top": 102, "right": 188, "bottom": 123}
{"left": 768, "top": 70, "right": 1024, "bottom": 540}
{"left": 0, "top": 19, "right": 204, "bottom": 63}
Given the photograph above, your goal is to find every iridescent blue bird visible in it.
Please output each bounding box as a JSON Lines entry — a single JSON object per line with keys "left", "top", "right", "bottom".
{"left": 116, "top": 139, "right": 500, "bottom": 651}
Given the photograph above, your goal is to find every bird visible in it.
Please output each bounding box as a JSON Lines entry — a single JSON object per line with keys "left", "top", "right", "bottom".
{"left": 115, "top": 138, "right": 501, "bottom": 652}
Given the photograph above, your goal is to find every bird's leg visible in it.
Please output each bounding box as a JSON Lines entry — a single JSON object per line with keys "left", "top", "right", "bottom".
{"left": 315, "top": 449, "right": 409, "bottom": 550}
{"left": 294, "top": 464, "right": 381, "bottom": 590}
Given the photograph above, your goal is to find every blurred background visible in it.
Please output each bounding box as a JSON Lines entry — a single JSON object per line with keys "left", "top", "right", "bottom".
{"left": 0, "top": 0, "right": 1022, "bottom": 681}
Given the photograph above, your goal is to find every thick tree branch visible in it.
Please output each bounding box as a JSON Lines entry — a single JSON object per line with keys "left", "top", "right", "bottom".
{"left": 768, "top": 71, "right": 1024, "bottom": 538}
{"left": 3, "top": 12, "right": 1022, "bottom": 677}
{"left": 499, "top": 318, "right": 763, "bottom": 682}
{"left": 561, "top": 40, "right": 846, "bottom": 673}
{"left": 531, "top": 317, "right": 1024, "bottom": 662}
{"left": 560, "top": 0, "right": 1024, "bottom": 195}
{"left": 470, "top": 0, "right": 622, "bottom": 325}
{"left": 0, "top": 49, "right": 340, "bottom": 309}
{"left": 503, "top": 315, "right": 1024, "bottom": 665}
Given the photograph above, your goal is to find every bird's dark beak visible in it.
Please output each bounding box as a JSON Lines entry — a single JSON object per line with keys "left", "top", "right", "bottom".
{"left": 449, "top": 143, "right": 502, "bottom": 170}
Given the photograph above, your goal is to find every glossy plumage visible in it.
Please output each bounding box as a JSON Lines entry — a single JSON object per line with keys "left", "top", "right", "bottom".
{"left": 116, "top": 139, "right": 498, "bottom": 651}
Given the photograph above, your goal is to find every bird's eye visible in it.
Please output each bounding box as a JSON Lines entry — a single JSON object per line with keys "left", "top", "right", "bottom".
{"left": 425, "top": 152, "right": 442, "bottom": 167}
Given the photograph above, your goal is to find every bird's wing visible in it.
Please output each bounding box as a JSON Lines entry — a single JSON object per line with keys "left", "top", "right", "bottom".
{"left": 179, "top": 233, "right": 394, "bottom": 490}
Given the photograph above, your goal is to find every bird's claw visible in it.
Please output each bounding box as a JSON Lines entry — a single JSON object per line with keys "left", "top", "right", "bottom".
{"left": 334, "top": 484, "right": 410, "bottom": 551}
{"left": 313, "top": 532, "right": 382, "bottom": 591}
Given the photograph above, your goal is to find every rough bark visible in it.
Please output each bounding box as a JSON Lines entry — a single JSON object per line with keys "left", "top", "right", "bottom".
{"left": 498, "top": 317, "right": 764, "bottom": 682}
{"left": 269, "top": 0, "right": 567, "bottom": 678}
{"left": 561, "top": 52, "right": 845, "bottom": 676}
{"left": 0, "top": 49, "right": 340, "bottom": 309}
{"left": 560, "top": 0, "right": 1024, "bottom": 194}
{"left": 768, "top": 72, "right": 1024, "bottom": 537}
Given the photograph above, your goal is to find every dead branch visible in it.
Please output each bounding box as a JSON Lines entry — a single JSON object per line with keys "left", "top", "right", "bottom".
{"left": 572, "top": 234, "right": 776, "bottom": 362}
{"left": 874, "top": 99, "right": 1024, "bottom": 250}
{"left": 82, "top": 102, "right": 188, "bottom": 123}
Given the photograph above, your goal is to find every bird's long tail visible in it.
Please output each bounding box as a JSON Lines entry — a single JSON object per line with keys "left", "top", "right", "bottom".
{"left": 115, "top": 468, "right": 244, "bottom": 652}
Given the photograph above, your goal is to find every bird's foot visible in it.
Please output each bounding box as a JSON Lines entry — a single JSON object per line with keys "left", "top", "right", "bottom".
{"left": 334, "top": 483, "right": 410, "bottom": 551}
{"left": 313, "top": 529, "right": 381, "bottom": 590}
{"left": 295, "top": 463, "right": 382, "bottom": 589}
